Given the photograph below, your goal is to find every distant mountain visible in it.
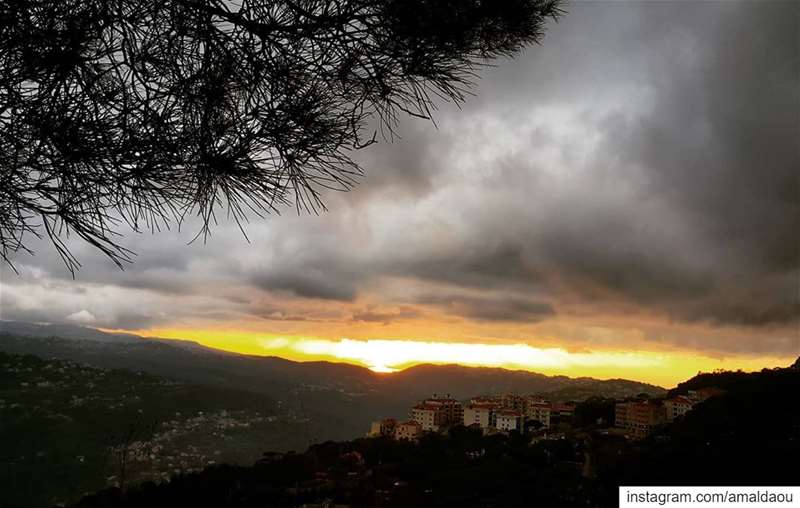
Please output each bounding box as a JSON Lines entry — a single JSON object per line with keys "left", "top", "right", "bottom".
{"left": 0, "top": 320, "right": 140, "bottom": 343}
{"left": 0, "top": 321, "right": 666, "bottom": 439}
{"left": 377, "top": 363, "right": 664, "bottom": 402}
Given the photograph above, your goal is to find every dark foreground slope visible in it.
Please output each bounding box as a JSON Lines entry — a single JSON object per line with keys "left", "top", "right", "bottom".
{"left": 71, "top": 362, "right": 800, "bottom": 508}
{"left": 604, "top": 364, "right": 800, "bottom": 487}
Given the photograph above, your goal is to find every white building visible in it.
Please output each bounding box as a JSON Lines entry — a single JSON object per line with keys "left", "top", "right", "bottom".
{"left": 463, "top": 404, "right": 497, "bottom": 429}
{"left": 495, "top": 410, "right": 524, "bottom": 432}
{"left": 411, "top": 404, "right": 444, "bottom": 431}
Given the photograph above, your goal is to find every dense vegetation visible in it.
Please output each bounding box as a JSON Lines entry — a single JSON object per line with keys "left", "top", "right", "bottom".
{"left": 614, "top": 366, "right": 800, "bottom": 485}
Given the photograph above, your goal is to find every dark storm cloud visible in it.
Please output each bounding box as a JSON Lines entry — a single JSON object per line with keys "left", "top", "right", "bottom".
{"left": 348, "top": 118, "right": 446, "bottom": 199}
{"left": 625, "top": 1, "right": 798, "bottom": 270}
{"left": 104, "top": 311, "right": 167, "bottom": 330}
{"left": 351, "top": 306, "right": 421, "bottom": 325}
{"left": 233, "top": 0, "right": 798, "bottom": 333}
{"left": 389, "top": 242, "right": 541, "bottom": 290}
{"left": 246, "top": 300, "right": 332, "bottom": 322}
{"left": 677, "top": 299, "right": 800, "bottom": 329}
{"left": 580, "top": 0, "right": 799, "bottom": 326}
{"left": 251, "top": 269, "right": 360, "bottom": 301}
{"left": 418, "top": 293, "right": 554, "bottom": 323}
{"left": 534, "top": 214, "right": 716, "bottom": 304}
{"left": 389, "top": 0, "right": 799, "bottom": 333}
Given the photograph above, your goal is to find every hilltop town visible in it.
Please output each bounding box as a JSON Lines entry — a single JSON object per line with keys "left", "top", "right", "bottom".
{"left": 369, "top": 387, "right": 725, "bottom": 442}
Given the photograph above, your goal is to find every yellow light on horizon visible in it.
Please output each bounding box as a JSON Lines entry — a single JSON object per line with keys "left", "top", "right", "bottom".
{"left": 136, "top": 327, "right": 796, "bottom": 388}
{"left": 288, "top": 337, "right": 664, "bottom": 373}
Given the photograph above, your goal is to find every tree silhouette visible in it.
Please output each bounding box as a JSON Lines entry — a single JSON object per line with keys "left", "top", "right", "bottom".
{"left": 0, "top": 0, "right": 563, "bottom": 272}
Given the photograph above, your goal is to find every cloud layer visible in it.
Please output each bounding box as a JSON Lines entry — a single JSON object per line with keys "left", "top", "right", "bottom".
{"left": 2, "top": 1, "right": 798, "bottom": 361}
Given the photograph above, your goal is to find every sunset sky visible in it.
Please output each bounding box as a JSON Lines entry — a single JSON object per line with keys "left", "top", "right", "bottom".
{"left": 1, "top": 1, "right": 797, "bottom": 388}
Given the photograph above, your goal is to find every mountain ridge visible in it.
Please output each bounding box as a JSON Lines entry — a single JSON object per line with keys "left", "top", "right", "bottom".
{"left": 0, "top": 320, "right": 667, "bottom": 389}
{"left": 0, "top": 320, "right": 666, "bottom": 442}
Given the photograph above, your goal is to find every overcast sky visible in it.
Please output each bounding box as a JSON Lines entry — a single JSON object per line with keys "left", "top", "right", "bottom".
{"left": 2, "top": 1, "right": 798, "bottom": 380}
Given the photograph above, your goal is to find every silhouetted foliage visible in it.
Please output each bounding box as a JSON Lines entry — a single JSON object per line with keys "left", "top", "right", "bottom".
{"left": 0, "top": 0, "right": 563, "bottom": 272}
{"left": 572, "top": 396, "right": 614, "bottom": 428}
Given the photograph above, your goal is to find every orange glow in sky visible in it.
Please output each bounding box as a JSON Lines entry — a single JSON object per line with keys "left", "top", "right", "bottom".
{"left": 138, "top": 327, "right": 796, "bottom": 388}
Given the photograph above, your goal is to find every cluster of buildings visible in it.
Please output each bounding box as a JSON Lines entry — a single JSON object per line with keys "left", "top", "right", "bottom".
{"left": 614, "top": 387, "right": 724, "bottom": 439}
{"left": 462, "top": 394, "right": 567, "bottom": 433}
{"left": 369, "top": 386, "right": 724, "bottom": 442}
{"left": 368, "top": 393, "right": 576, "bottom": 441}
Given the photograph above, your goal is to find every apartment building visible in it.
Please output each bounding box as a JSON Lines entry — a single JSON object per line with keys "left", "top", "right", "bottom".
{"left": 463, "top": 404, "right": 497, "bottom": 429}
{"left": 411, "top": 403, "right": 446, "bottom": 431}
{"left": 551, "top": 402, "right": 576, "bottom": 417}
{"left": 525, "top": 402, "right": 551, "bottom": 428}
{"left": 410, "top": 395, "right": 464, "bottom": 431}
{"left": 615, "top": 400, "right": 665, "bottom": 438}
{"left": 663, "top": 396, "right": 694, "bottom": 422}
{"left": 424, "top": 395, "right": 464, "bottom": 425}
{"left": 496, "top": 410, "right": 525, "bottom": 432}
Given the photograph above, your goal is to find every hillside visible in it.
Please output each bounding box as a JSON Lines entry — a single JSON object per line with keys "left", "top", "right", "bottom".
{"left": 0, "top": 351, "right": 325, "bottom": 508}
{"left": 68, "top": 360, "right": 800, "bottom": 508}
{"left": 586, "top": 359, "right": 800, "bottom": 508}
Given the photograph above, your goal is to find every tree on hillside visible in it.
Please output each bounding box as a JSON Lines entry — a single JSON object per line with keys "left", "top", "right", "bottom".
{"left": 0, "top": 0, "right": 563, "bottom": 272}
